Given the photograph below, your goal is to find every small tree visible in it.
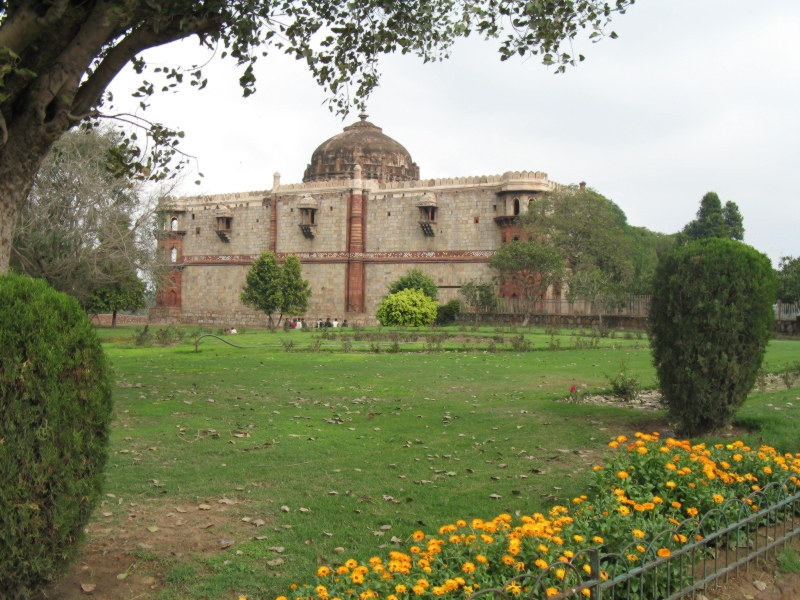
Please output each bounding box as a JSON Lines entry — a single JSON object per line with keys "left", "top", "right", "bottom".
{"left": 649, "top": 238, "right": 777, "bottom": 436}
{"left": 776, "top": 256, "right": 800, "bottom": 304}
{"left": 241, "top": 252, "right": 284, "bottom": 326}
{"left": 280, "top": 255, "right": 312, "bottom": 321}
{"left": 388, "top": 268, "right": 438, "bottom": 299}
{"left": 460, "top": 279, "right": 497, "bottom": 325}
{"left": 84, "top": 272, "right": 147, "bottom": 328}
{"left": 567, "top": 269, "right": 625, "bottom": 329}
{"left": 376, "top": 289, "right": 438, "bottom": 327}
{"left": 489, "top": 240, "right": 564, "bottom": 325}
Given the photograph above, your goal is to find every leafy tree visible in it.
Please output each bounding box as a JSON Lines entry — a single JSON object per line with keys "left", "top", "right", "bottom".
{"left": 525, "top": 186, "right": 628, "bottom": 276}
{"left": 459, "top": 279, "right": 498, "bottom": 325}
{"left": 489, "top": 239, "right": 564, "bottom": 325}
{"left": 389, "top": 268, "right": 438, "bottom": 300}
{"left": 84, "top": 271, "right": 147, "bottom": 327}
{"left": 240, "top": 252, "right": 284, "bottom": 326}
{"left": 10, "top": 127, "right": 167, "bottom": 303}
{"left": 649, "top": 239, "right": 777, "bottom": 436}
{"left": 567, "top": 268, "right": 625, "bottom": 329}
{"left": 0, "top": 0, "right": 633, "bottom": 273}
{"left": 776, "top": 256, "right": 800, "bottom": 304}
{"left": 435, "top": 299, "right": 461, "bottom": 325}
{"left": 680, "top": 192, "right": 745, "bottom": 242}
{"left": 375, "top": 288, "right": 438, "bottom": 327}
{"left": 280, "top": 255, "right": 312, "bottom": 319}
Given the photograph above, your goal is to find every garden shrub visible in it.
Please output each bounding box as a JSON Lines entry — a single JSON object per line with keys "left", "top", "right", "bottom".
{"left": 435, "top": 299, "right": 461, "bottom": 325}
{"left": 649, "top": 238, "right": 778, "bottom": 435}
{"left": 0, "top": 274, "right": 113, "bottom": 598}
{"left": 376, "top": 289, "right": 438, "bottom": 327}
{"left": 606, "top": 359, "right": 640, "bottom": 401}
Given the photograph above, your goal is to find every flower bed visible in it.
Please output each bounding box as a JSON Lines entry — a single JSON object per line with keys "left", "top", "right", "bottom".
{"left": 276, "top": 433, "right": 800, "bottom": 600}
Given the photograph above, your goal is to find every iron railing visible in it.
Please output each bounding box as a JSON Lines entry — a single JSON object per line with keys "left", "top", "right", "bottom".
{"left": 775, "top": 302, "right": 800, "bottom": 321}
{"left": 469, "top": 476, "right": 800, "bottom": 600}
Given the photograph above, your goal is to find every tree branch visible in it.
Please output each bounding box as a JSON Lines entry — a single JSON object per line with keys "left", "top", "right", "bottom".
{"left": 0, "top": 0, "right": 70, "bottom": 54}
{"left": 71, "top": 18, "right": 213, "bottom": 118}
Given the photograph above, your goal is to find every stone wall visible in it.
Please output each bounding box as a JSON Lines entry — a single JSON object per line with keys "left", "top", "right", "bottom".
{"left": 276, "top": 192, "right": 348, "bottom": 253}
{"left": 177, "top": 196, "right": 271, "bottom": 256}
{"left": 366, "top": 190, "right": 501, "bottom": 252}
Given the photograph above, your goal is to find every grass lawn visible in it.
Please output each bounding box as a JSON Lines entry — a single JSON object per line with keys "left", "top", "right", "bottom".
{"left": 57, "top": 325, "right": 800, "bottom": 600}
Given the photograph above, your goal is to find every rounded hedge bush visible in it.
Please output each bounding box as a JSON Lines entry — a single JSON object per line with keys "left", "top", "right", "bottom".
{"left": 649, "top": 239, "right": 777, "bottom": 435}
{"left": 0, "top": 274, "right": 113, "bottom": 598}
{"left": 376, "top": 288, "right": 438, "bottom": 327}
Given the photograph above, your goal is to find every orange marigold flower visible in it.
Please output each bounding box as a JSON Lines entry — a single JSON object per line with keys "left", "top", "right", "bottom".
{"left": 632, "top": 529, "right": 645, "bottom": 539}
{"left": 462, "top": 562, "right": 476, "bottom": 574}
{"left": 657, "top": 548, "right": 671, "bottom": 558}
{"left": 687, "top": 507, "right": 699, "bottom": 517}
{"left": 535, "top": 559, "right": 548, "bottom": 570}
{"left": 412, "top": 531, "right": 425, "bottom": 541}
{"left": 671, "top": 501, "right": 681, "bottom": 509}
{"left": 476, "top": 554, "right": 487, "bottom": 564}
{"left": 318, "top": 567, "right": 331, "bottom": 577}
{"left": 573, "top": 535, "right": 585, "bottom": 543}
{"left": 593, "top": 536, "right": 604, "bottom": 544}
{"left": 545, "top": 588, "right": 559, "bottom": 598}
{"left": 627, "top": 554, "right": 639, "bottom": 561}
{"left": 666, "top": 481, "right": 676, "bottom": 489}
{"left": 502, "top": 555, "right": 515, "bottom": 566}
{"left": 395, "top": 585, "right": 407, "bottom": 594}
{"left": 618, "top": 471, "right": 630, "bottom": 479}
{"left": 713, "top": 494, "right": 724, "bottom": 503}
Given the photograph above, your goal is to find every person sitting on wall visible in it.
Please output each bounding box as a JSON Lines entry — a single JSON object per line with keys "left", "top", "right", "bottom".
{"left": 333, "top": 318, "right": 339, "bottom": 328}
{"left": 229, "top": 327, "right": 237, "bottom": 334}
{"left": 283, "top": 319, "right": 292, "bottom": 331}
{"left": 317, "top": 319, "right": 323, "bottom": 328}
{"left": 296, "top": 318, "right": 303, "bottom": 329}
{"left": 325, "top": 317, "right": 332, "bottom": 328}
{"left": 342, "top": 320, "right": 349, "bottom": 327}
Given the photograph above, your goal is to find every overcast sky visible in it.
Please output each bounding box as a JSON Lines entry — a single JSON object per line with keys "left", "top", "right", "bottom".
{"left": 108, "top": 0, "right": 800, "bottom": 264}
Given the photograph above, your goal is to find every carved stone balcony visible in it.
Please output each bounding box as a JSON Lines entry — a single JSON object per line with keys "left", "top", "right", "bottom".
{"left": 493, "top": 215, "right": 519, "bottom": 228}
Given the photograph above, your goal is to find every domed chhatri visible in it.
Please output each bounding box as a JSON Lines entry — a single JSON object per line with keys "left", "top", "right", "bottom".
{"left": 303, "top": 112, "right": 419, "bottom": 184}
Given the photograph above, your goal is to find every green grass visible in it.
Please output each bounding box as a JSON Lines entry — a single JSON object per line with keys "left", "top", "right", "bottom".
{"left": 90, "top": 324, "right": 800, "bottom": 600}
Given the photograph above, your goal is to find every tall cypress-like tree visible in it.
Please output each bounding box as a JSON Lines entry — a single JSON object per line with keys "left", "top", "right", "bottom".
{"left": 681, "top": 192, "right": 745, "bottom": 242}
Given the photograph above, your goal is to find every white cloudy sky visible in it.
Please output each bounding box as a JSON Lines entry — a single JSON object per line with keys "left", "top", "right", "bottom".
{"left": 108, "top": 0, "right": 800, "bottom": 263}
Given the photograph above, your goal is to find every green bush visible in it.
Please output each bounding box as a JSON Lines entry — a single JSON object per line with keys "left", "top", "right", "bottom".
{"left": 0, "top": 274, "right": 113, "bottom": 598}
{"left": 375, "top": 289, "right": 438, "bottom": 327}
{"left": 435, "top": 299, "right": 461, "bottom": 324}
{"left": 388, "top": 268, "right": 438, "bottom": 300}
{"left": 649, "top": 239, "right": 777, "bottom": 435}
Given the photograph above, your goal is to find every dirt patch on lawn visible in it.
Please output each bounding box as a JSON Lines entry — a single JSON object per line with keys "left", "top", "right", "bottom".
{"left": 43, "top": 496, "right": 273, "bottom": 600}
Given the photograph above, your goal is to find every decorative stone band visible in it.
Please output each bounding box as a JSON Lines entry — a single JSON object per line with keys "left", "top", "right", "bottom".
{"left": 182, "top": 250, "right": 495, "bottom": 266}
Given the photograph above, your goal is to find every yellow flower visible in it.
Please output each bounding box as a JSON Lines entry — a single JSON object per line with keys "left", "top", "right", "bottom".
{"left": 538, "top": 544, "right": 550, "bottom": 553}
{"left": 665, "top": 463, "right": 677, "bottom": 471}
{"left": 387, "top": 596, "right": 399, "bottom": 600}
{"left": 412, "top": 531, "right": 425, "bottom": 541}
{"left": 545, "top": 588, "right": 559, "bottom": 598}
{"left": 277, "top": 597, "right": 288, "bottom": 600}
{"left": 582, "top": 563, "right": 592, "bottom": 575}
{"left": 666, "top": 481, "right": 676, "bottom": 489}
{"left": 636, "top": 545, "right": 646, "bottom": 553}
{"left": 317, "top": 567, "right": 331, "bottom": 577}
{"left": 336, "top": 566, "right": 349, "bottom": 575}
{"left": 535, "top": 558, "right": 548, "bottom": 569}
{"left": 505, "top": 583, "right": 522, "bottom": 595}
{"left": 350, "top": 573, "right": 364, "bottom": 584}
{"left": 618, "top": 506, "right": 630, "bottom": 516}
{"left": 637, "top": 447, "right": 648, "bottom": 454}
{"left": 618, "top": 471, "right": 629, "bottom": 479}
{"left": 593, "top": 465, "right": 604, "bottom": 471}
{"left": 593, "top": 536, "right": 604, "bottom": 544}
{"left": 581, "top": 590, "right": 591, "bottom": 598}
{"left": 555, "top": 569, "right": 566, "bottom": 580}
{"left": 412, "top": 586, "right": 425, "bottom": 596}
{"left": 671, "top": 501, "right": 681, "bottom": 509}
{"left": 456, "top": 520, "right": 467, "bottom": 528}
{"left": 480, "top": 534, "right": 494, "bottom": 544}
{"left": 686, "top": 507, "right": 699, "bottom": 517}
{"left": 462, "top": 562, "right": 475, "bottom": 574}
{"left": 713, "top": 494, "right": 724, "bottom": 503}
{"left": 632, "top": 529, "right": 645, "bottom": 539}
{"left": 345, "top": 559, "right": 358, "bottom": 569}
{"left": 502, "top": 555, "right": 515, "bottom": 565}
{"left": 476, "top": 554, "right": 487, "bottom": 564}
{"left": 657, "top": 548, "right": 671, "bottom": 558}
{"left": 396, "top": 585, "right": 407, "bottom": 594}
{"left": 573, "top": 535, "right": 585, "bottom": 543}
{"left": 627, "top": 554, "right": 639, "bottom": 561}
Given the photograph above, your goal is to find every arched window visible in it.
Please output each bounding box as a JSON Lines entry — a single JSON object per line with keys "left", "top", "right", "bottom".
{"left": 171, "top": 217, "right": 178, "bottom": 231}
{"left": 170, "top": 247, "right": 178, "bottom": 263}
{"left": 513, "top": 198, "right": 520, "bottom": 216}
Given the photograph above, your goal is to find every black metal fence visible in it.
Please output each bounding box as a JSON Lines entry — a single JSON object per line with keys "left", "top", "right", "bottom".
{"left": 469, "top": 476, "right": 800, "bottom": 600}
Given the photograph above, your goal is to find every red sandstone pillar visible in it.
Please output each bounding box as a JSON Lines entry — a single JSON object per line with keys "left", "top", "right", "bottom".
{"left": 269, "top": 173, "right": 280, "bottom": 253}
{"left": 346, "top": 165, "right": 366, "bottom": 313}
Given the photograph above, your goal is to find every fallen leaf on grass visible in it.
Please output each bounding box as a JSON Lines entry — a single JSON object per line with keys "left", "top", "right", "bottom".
{"left": 200, "top": 523, "right": 214, "bottom": 529}
{"left": 373, "top": 531, "right": 385, "bottom": 537}
{"left": 80, "top": 583, "right": 96, "bottom": 594}
{"left": 268, "top": 546, "right": 285, "bottom": 553}
{"left": 323, "top": 532, "right": 333, "bottom": 537}
{"left": 255, "top": 536, "right": 269, "bottom": 540}
{"left": 102, "top": 512, "right": 113, "bottom": 517}
{"left": 280, "top": 505, "right": 290, "bottom": 512}
{"left": 267, "top": 558, "right": 284, "bottom": 567}
{"left": 390, "top": 536, "right": 403, "bottom": 544}
{"left": 175, "top": 507, "right": 187, "bottom": 513}
{"left": 380, "top": 524, "right": 392, "bottom": 530}
{"left": 253, "top": 519, "right": 265, "bottom": 527}
{"left": 218, "top": 498, "right": 236, "bottom": 505}
{"left": 198, "top": 504, "right": 211, "bottom": 511}
{"left": 141, "top": 576, "right": 155, "bottom": 586}
{"left": 116, "top": 573, "right": 128, "bottom": 581}
{"left": 299, "top": 507, "right": 310, "bottom": 513}
{"left": 147, "top": 526, "right": 159, "bottom": 533}
{"left": 219, "top": 538, "right": 235, "bottom": 548}
{"left": 333, "top": 547, "right": 345, "bottom": 554}
{"left": 489, "top": 494, "right": 502, "bottom": 500}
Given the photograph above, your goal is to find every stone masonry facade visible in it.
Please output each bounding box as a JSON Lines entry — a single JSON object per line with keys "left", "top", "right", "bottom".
{"left": 151, "top": 117, "right": 562, "bottom": 326}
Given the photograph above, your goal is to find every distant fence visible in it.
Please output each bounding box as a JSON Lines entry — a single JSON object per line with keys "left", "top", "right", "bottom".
{"left": 776, "top": 302, "right": 800, "bottom": 321}
{"left": 461, "top": 296, "right": 651, "bottom": 318}
{"left": 89, "top": 313, "right": 149, "bottom": 326}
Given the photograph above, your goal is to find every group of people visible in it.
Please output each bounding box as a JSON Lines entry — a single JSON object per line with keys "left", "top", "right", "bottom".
{"left": 284, "top": 317, "right": 348, "bottom": 330}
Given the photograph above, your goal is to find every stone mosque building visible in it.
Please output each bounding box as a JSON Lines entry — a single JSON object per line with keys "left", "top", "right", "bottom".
{"left": 150, "top": 113, "right": 563, "bottom": 325}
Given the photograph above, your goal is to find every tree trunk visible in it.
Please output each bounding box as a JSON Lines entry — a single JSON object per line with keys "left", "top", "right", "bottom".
{"left": 112, "top": 310, "right": 117, "bottom": 328}
{"left": 0, "top": 111, "right": 69, "bottom": 273}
